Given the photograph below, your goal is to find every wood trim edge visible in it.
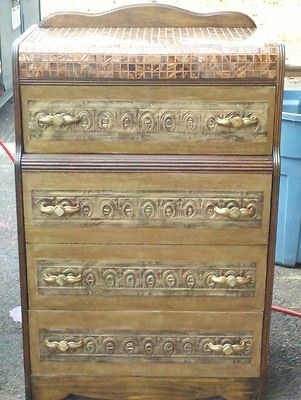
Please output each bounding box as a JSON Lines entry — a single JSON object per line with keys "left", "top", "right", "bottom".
{"left": 39, "top": 4, "right": 256, "bottom": 29}
{"left": 21, "top": 154, "right": 274, "bottom": 173}
{"left": 19, "top": 78, "right": 277, "bottom": 85}
{"left": 259, "top": 42, "right": 285, "bottom": 398}
{"left": 12, "top": 25, "right": 37, "bottom": 400}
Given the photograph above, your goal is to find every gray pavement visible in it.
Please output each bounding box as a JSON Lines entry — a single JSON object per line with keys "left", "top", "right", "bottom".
{"left": 0, "top": 98, "right": 300, "bottom": 399}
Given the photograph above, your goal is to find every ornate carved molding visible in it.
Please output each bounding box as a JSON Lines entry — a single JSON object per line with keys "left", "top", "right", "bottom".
{"left": 28, "top": 100, "right": 268, "bottom": 143}
{"left": 38, "top": 260, "right": 256, "bottom": 297}
{"left": 33, "top": 190, "right": 263, "bottom": 228}
{"left": 41, "top": 331, "right": 253, "bottom": 363}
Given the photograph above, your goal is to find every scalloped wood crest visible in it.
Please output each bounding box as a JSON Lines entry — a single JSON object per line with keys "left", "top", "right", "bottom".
{"left": 39, "top": 4, "right": 256, "bottom": 29}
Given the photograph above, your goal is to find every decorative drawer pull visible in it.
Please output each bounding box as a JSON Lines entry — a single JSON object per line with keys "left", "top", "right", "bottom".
{"left": 213, "top": 205, "right": 254, "bottom": 220}
{"left": 205, "top": 340, "right": 252, "bottom": 356}
{"left": 209, "top": 274, "right": 252, "bottom": 288}
{"left": 39, "top": 201, "right": 81, "bottom": 217}
{"left": 43, "top": 269, "right": 82, "bottom": 286}
{"left": 215, "top": 115, "right": 258, "bottom": 130}
{"left": 44, "top": 338, "right": 83, "bottom": 353}
{"left": 38, "top": 113, "right": 82, "bottom": 127}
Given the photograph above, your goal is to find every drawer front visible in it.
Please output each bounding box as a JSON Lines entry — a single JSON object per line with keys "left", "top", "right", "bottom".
{"left": 29, "top": 310, "right": 262, "bottom": 377}
{"left": 23, "top": 172, "right": 272, "bottom": 245}
{"left": 22, "top": 85, "right": 275, "bottom": 155}
{"left": 27, "top": 244, "right": 267, "bottom": 311}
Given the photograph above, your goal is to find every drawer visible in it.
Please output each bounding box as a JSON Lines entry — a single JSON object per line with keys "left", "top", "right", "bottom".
{"left": 27, "top": 244, "right": 267, "bottom": 312}
{"left": 29, "top": 310, "right": 262, "bottom": 377}
{"left": 23, "top": 172, "right": 272, "bottom": 245}
{"left": 21, "top": 85, "right": 275, "bottom": 155}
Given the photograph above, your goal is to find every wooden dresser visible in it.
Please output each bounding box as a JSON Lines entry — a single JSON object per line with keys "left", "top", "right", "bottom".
{"left": 13, "top": 5, "right": 284, "bottom": 400}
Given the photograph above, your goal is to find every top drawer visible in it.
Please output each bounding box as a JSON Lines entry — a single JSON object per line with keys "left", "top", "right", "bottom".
{"left": 21, "top": 85, "right": 275, "bottom": 155}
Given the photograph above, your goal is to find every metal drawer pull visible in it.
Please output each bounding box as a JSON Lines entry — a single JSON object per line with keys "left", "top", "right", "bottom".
{"left": 44, "top": 338, "right": 83, "bottom": 353}
{"left": 39, "top": 201, "right": 81, "bottom": 217}
{"left": 43, "top": 269, "right": 82, "bottom": 286}
{"left": 206, "top": 340, "right": 252, "bottom": 356}
{"left": 215, "top": 115, "right": 258, "bottom": 129}
{"left": 209, "top": 274, "right": 252, "bottom": 288}
{"left": 213, "top": 205, "right": 254, "bottom": 220}
{"left": 38, "top": 113, "right": 82, "bottom": 127}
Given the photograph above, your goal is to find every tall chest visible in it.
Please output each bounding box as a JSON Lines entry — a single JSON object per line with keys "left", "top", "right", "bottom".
{"left": 13, "top": 5, "right": 284, "bottom": 400}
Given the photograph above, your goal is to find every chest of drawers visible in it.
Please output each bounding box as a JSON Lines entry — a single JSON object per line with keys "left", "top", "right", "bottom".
{"left": 13, "top": 4, "right": 284, "bottom": 400}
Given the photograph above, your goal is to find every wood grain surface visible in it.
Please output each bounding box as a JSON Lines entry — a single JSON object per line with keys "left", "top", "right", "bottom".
{"left": 27, "top": 243, "right": 267, "bottom": 312}
{"left": 29, "top": 310, "right": 262, "bottom": 378}
{"left": 39, "top": 4, "right": 256, "bottom": 29}
{"left": 21, "top": 85, "right": 275, "bottom": 155}
{"left": 32, "top": 375, "right": 260, "bottom": 400}
{"left": 22, "top": 172, "right": 272, "bottom": 245}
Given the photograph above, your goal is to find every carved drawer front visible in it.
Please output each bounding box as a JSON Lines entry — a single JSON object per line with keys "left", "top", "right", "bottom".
{"left": 23, "top": 172, "right": 272, "bottom": 245}
{"left": 27, "top": 243, "right": 267, "bottom": 312}
{"left": 29, "top": 310, "right": 262, "bottom": 378}
{"left": 21, "top": 85, "right": 275, "bottom": 155}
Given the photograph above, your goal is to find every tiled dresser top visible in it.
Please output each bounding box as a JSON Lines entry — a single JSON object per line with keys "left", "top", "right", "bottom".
{"left": 19, "top": 27, "right": 279, "bottom": 80}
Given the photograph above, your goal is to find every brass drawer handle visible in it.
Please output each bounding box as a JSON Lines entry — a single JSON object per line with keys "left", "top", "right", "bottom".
{"left": 44, "top": 338, "right": 83, "bottom": 352}
{"left": 43, "top": 269, "right": 82, "bottom": 286}
{"left": 215, "top": 115, "right": 258, "bottom": 130}
{"left": 205, "top": 339, "right": 252, "bottom": 356}
{"left": 37, "top": 113, "right": 82, "bottom": 127}
{"left": 39, "top": 201, "right": 81, "bottom": 217}
{"left": 213, "top": 205, "right": 255, "bottom": 220}
{"left": 209, "top": 274, "right": 252, "bottom": 288}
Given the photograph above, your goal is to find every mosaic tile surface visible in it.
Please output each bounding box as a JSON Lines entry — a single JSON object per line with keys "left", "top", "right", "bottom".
{"left": 18, "top": 27, "right": 280, "bottom": 80}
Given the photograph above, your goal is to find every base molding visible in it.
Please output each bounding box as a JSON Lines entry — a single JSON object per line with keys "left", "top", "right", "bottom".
{"left": 32, "top": 376, "right": 260, "bottom": 400}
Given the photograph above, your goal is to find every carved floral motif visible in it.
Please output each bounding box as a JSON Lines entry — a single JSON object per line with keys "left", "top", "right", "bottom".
{"left": 33, "top": 190, "right": 263, "bottom": 227}
{"left": 41, "top": 331, "right": 253, "bottom": 363}
{"left": 38, "top": 261, "right": 256, "bottom": 297}
{"left": 28, "top": 100, "right": 268, "bottom": 142}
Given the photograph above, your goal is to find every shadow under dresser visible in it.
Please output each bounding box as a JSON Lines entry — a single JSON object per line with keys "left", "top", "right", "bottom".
{"left": 13, "top": 4, "right": 284, "bottom": 400}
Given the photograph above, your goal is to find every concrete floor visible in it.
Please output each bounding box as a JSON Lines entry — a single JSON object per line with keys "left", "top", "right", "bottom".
{"left": 0, "top": 98, "right": 300, "bottom": 399}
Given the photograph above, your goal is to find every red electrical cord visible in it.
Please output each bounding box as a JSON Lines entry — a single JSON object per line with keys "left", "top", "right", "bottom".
{"left": 0, "top": 140, "right": 15, "bottom": 163}
{"left": 271, "top": 305, "right": 301, "bottom": 318}
{"left": 0, "top": 137, "right": 301, "bottom": 318}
